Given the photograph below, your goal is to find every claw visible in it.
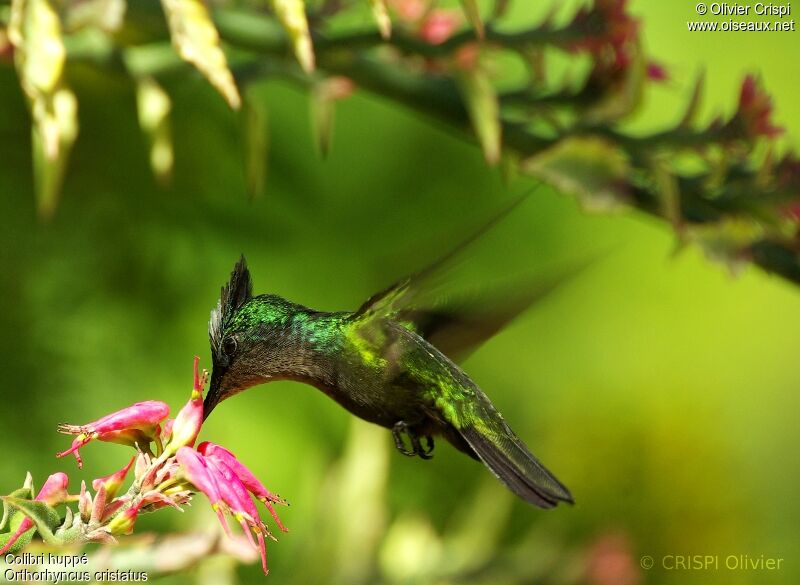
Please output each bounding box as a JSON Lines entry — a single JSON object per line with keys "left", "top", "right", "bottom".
{"left": 392, "top": 422, "right": 416, "bottom": 457}
{"left": 391, "top": 422, "right": 435, "bottom": 459}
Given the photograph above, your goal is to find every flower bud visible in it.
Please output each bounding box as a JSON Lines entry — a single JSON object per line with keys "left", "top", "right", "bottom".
{"left": 0, "top": 472, "right": 70, "bottom": 554}
{"left": 106, "top": 501, "right": 144, "bottom": 536}
{"left": 163, "top": 358, "right": 207, "bottom": 455}
{"left": 92, "top": 457, "right": 135, "bottom": 501}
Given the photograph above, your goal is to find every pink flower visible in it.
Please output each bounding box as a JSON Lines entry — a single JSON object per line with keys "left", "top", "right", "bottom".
{"left": 206, "top": 458, "right": 271, "bottom": 575}
{"left": 92, "top": 456, "right": 135, "bottom": 500}
{"left": 175, "top": 447, "right": 231, "bottom": 536}
{"left": 57, "top": 400, "right": 170, "bottom": 467}
{"left": 198, "top": 441, "right": 288, "bottom": 532}
{"left": 418, "top": 9, "right": 461, "bottom": 45}
{"left": 0, "top": 472, "right": 69, "bottom": 554}
{"left": 176, "top": 446, "right": 274, "bottom": 574}
{"left": 163, "top": 357, "right": 207, "bottom": 455}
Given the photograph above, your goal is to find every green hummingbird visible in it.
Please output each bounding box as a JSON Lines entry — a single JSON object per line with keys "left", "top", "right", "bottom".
{"left": 203, "top": 218, "right": 575, "bottom": 509}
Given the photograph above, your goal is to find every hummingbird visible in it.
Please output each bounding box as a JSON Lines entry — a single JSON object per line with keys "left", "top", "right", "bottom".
{"left": 203, "top": 214, "right": 575, "bottom": 509}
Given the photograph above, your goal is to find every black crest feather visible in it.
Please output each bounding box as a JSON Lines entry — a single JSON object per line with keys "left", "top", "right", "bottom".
{"left": 209, "top": 256, "right": 253, "bottom": 355}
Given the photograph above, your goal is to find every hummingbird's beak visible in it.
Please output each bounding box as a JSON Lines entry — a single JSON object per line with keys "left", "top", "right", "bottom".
{"left": 203, "top": 368, "right": 223, "bottom": 421}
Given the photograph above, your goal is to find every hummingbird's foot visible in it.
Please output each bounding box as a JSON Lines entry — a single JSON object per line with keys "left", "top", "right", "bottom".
{"left": 391, "top": 421, "right": 435, "bottom": 459}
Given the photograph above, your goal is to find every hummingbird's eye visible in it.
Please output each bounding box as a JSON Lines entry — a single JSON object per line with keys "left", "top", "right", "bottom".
{"left": 222, "top": 336, "right": 238, "bottom": 358}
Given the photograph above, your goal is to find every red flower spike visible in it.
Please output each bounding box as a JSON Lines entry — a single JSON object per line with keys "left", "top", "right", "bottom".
{"left": 737, "top": 75, "right": 784, "bottom": 139}
{"left": 198, "top": 442, "right": 288, "bottom": 532}
{"left": 569, "top": 0, "right": 640, "bottom": 72}
{"left": 176, "top": 447, "right": 232, "bottom": 537}
{"left": 92, "top": 456, "right": 135, "bottom": 500}
{"left": 0, "top": 472, "right": 69, "bottom": 555}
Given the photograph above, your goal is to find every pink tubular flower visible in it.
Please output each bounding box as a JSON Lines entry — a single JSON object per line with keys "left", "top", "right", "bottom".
{"left": 0, "top": 472, "right": 69, "bottom": 554}
{"left": 92, "top": 456, "right": 135, "bottom": 500}
{"left": 57, "top": 400, "right": 170, "bottom": 467}
{"left": 207, "top": 458, "right": 270, "bottom": 575}
{"left": 198, "top": 441, "right": 288, "bottom": 532}
{"left": 163, "top": 357, "right": 206, "bottom": 455}
{"left": 175, "top": 447, "right": 231, "bottom": 536}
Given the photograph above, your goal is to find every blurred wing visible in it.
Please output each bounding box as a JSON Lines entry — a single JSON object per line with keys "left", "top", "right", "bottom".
{"left": 351, "top": 194, "right": 528, "bottom": 326}
{"left": 350, "top": 193, "right": 592, "bottom": 362}
{"left": 395, "top": 264, "right": 590, "bottom": 362}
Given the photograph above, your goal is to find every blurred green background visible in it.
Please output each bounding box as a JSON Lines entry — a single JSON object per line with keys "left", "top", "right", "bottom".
{"left": 1, "top": 1, "right": 799, "bottom": 584}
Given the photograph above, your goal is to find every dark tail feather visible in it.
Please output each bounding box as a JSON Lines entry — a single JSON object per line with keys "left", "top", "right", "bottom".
{"left": 460, "top": 425, "right": 573, "bottom": 509}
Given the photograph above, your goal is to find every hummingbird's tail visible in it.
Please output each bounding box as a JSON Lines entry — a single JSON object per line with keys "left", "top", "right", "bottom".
{"left": 458, "top": 423, "right": 574, "bottom": 508}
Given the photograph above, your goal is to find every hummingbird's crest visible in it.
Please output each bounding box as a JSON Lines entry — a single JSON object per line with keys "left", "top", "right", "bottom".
{"left": 209, "top": 255, "right": 253, "bottom": 356}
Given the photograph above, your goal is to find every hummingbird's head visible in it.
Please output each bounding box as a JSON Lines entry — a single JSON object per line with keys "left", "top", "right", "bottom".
{"left": 205, "top": 257, "right": 305, "bottom": 419}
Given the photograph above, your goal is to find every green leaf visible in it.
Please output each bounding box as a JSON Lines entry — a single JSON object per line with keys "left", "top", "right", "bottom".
{"left": 522, "top": 136, "right": 630, "bottom": 212}
{"left": 9, "top": 0, "right": 79, "bottom": 219}
{"left": 241, "top": 88, "right": 270, "bottom": 199}
{"left": 582, "top": 50, "right": 646, "bottom": 126}
{"left": 11, "top": 0, "right": 65, "bottom": 96}
{"left": 311, "top": 84, "right": 335, "bottom": 158}
{"left": 368, "top": 0, "right": 391, "bottom": 39}
{"left": 687, "top": 218, "right": 766, "bottom": 274}
{"left": 1, "top": 497, "right": 61, "bottom": 545}
{"left": 459, "top": 0, "right": 484, "bottom": 39}
{"left": 31, "top": 89, "right": 79, "bottom": 219}
{"left": 679, "top": 71, "right": 705, "bottom": 128}
{"left": 271, "top": 0, "right": 315, "bottom": 73}
{"left": 458, "top": 68, "right": 501, "bottom": 165}
{"left": 65, "top": 0, "right": 127, "bottom": 33}
{"left": 1, "top": 487, "right": 34, "bottom": 532}
{"left": 310, "top": 77, "right": 354, "bottom": 158}
{"left": 161, "top": 0, "right": 241, "bottom": 109}
{"left": 136, "top": 77, "right": 173, "bottom": 184}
